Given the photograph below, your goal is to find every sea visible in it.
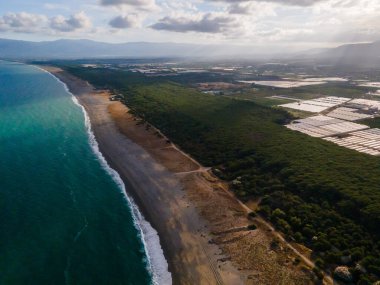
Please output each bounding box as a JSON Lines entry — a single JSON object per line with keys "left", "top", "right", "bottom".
{"left": 0, "top": 61, "right": 171, "bottom": 285}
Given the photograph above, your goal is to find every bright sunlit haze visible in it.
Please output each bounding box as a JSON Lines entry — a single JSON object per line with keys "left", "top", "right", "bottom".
{"left": 1, "top": 0, "right": 379, "bottom": 52}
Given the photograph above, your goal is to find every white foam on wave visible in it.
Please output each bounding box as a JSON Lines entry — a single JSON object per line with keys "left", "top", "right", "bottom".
{"left": 37, "top": 66, "right": 172, "bottom": 285}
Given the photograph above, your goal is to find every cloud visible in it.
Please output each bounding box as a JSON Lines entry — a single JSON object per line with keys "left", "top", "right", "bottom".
{"left": 0, "top": 12, "right": 47, "bottom": 33}
{"left": 1, "top": 0, "right": 379, "bottom": 50}
{"left": 0, "top": 11, "right": 93, "bottom": 35}
{"left": 50, "top": 12, "right": 92, "bottom": 32}
{"left": 160, "top": 0, "right": 198, "bottom": 12}
{"left": 43, "top": 3, "right": 69, "bottom": 11}
{"left": 228, "top": 3, "right": 251, "bottom": 14}
{"left": 151, "top": 13, "right": 236, "bottom": 33}
{"left": 109, "top": 15, "right": 138, "bottom": 28}
{"left": 100, "top": 0, "right": 155, "bottom": 7}
{"left": 209, "top": 0, "right": 328, "bottom": 6}
{"left": 263, "top": 0, "right": 326, "bottom": 6}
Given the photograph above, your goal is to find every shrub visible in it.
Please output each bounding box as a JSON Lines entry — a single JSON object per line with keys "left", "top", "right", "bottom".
{"left": 313, "top": 267, "right": 324, "bottom": 280}
{"left": 247, "top": 224, "right": 257, "bottom": 230}
{"left": 315, "top": 258, "right": 325, "bottom": 269}
{"left": 293, "top": 257, "right": 301, "bottom": 265}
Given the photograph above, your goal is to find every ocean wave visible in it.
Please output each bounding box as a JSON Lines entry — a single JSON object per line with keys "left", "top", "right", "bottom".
{"left": 37, "top": 66, "right": 172, "bottom": 285}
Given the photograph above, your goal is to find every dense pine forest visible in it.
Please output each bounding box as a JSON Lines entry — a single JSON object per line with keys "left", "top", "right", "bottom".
{"left": 67, "top": 66, "right": 380, "bottom": 284}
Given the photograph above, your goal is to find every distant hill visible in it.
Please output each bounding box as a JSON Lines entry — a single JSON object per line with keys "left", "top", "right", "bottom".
{"left": 2, "top": 38, "right": 380, "bottom": 65}
{"left": 313, "top": 41, "right": 380, "bottom": 67}
{"left": 0, "top": 38, "right": 213, "bottom": 59}
{"left": 0, "top": 38, "right": 294, "bottom": 60}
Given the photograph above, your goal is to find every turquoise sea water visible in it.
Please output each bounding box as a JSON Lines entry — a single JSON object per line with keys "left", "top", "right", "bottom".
{"left": 0, "top": 61, "right": 159, "bottom": 285}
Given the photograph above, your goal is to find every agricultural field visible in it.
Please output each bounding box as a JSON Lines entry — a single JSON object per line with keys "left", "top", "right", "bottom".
{"left": 286, "top": 115, "right": 368, "bottom": 137}
{"left": 326, "top": 107, "right": 373, "bottom": 121}
{"left": 282, "top": 96, "right": 380, "bottom": 156}
{"left": 280, "top": 96, "right": 351, "bottom": 113}
{"left": 324, "top": 129, "right": 380, "bottom": 156}
{"left": 229, "top": 81, "right": 372, "bottom": 105}
{"left": 357, "top": 82, "right": 380, "bottom": 88}
{"left": 238, "top": 80, "right": 327, "bottom": 88}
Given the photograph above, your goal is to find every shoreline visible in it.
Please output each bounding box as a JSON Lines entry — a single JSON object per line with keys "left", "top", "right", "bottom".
{"left": 72, "top": 85, "right": 172, "bottom": 285}
{"left": 37, "top": 65, "right": 171, "bottom": 284}
{"left": 40, "top": 65, "right": 319, "bottom": 285}
{"left": 39, "top": 66, "right": 243, "bottom": 284}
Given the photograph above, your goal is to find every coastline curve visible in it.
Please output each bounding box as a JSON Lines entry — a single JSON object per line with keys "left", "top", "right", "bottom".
{"left": 36, "top": 65, "right": 172, "bottom": 285}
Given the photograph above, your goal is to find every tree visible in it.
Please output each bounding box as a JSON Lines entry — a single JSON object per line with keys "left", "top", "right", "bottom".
{"left": 271, "top": 208, "right": 286, "bottom": 220}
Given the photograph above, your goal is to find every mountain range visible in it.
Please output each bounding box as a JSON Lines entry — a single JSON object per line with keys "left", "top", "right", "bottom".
{"left": 319, "top": 41, "right": 380, "bottom": 67}
{"left": 0, "top": 38, "right": 207, "bottom": 59}
{"left": 1, "top": 38, "right": 380, "bottom": 66}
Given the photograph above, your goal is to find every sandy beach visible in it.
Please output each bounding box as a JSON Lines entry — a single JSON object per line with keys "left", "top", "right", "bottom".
{"left": 41, "top": 66, "right": 317, "bottom": 285}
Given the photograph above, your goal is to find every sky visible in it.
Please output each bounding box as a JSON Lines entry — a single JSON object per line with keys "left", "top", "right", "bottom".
{"left": 0, "top": 0, "right": 379, "bottom": 50}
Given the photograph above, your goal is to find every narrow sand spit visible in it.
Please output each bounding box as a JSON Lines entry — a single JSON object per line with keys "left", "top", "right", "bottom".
{"left": 41, "top": 66, "right": 318, "bottom": 285}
